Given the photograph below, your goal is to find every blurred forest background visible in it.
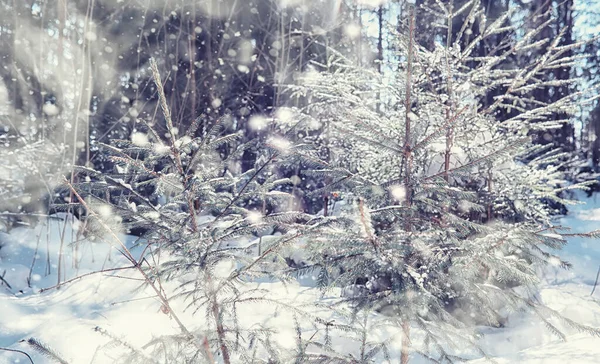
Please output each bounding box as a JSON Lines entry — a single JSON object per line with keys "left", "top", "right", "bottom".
{"left": 1, "top": 0, "right": 600, "bottom": 222}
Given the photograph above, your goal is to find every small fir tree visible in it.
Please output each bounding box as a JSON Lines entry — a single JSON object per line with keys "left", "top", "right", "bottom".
{"left": 276, "top": 1, "right": 600, "bottom": 362}
{"left": 66, "top": 59, "right": 339, "bottom": 363}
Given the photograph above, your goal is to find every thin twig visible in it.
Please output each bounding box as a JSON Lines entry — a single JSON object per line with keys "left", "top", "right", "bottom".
{"left": 591, "top": 264, "right": 600, "bottom": 296}
{"left": 110, "top": 295, "right": 160, "bottom": 306}
{"left": 148, "top": 58, "right": 184, "bottom": 175}
{"left": 0, "top": 270, "right": 13, "bottom": 289}
{"left": 0, "top": 347, "right": 34, "bottom": 364}
{"left": 207, "top": 274, "right": 231, "bottom": 364}
{"left": 39, "top": 265, "right": 136, "bottom": 293}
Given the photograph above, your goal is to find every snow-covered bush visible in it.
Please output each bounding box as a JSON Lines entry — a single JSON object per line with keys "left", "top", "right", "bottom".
{"left": 276, "top": 2, "right": 600, "bottom": 362}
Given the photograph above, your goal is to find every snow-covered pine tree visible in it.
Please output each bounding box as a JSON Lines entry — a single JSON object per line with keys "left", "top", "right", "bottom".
{"left": 276, "top": 1, "right": 600, "bottom": 362}
{"left": 63, "top": 59, "right": 338, "bottom": 363}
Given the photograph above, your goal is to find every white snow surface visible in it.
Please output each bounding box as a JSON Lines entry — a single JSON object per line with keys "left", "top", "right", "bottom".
{"left": 1, "top": 193, "right": 600, "bottom": 363}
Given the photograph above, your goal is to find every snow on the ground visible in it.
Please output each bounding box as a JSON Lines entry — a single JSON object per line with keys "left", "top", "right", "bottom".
{"left": 470, "top": 191, "right": 600, "bottom": 363}
{"left": 2, "top": 193, "right": 600, "bottom": 363}
{"left": 0, "top": 214, "right": 353, "bottom": 363}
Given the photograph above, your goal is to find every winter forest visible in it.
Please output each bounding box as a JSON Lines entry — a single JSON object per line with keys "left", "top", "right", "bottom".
{"left": 3, "top": 0, "right": 600, "bottom": 362}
